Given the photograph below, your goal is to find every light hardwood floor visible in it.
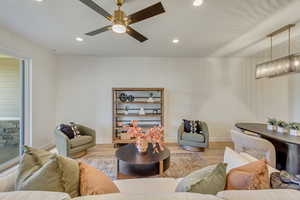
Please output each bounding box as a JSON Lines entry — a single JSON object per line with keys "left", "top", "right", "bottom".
{"left": 83, "top": 142, "right": 233, "bottom": 179}
{"left": 87, "top": 142, "right": 233, "bottom": 158}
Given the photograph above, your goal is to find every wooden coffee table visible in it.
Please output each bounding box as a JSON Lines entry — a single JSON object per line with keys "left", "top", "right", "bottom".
{"left": 115, "top": 143, "right": 170, "bottom": 178}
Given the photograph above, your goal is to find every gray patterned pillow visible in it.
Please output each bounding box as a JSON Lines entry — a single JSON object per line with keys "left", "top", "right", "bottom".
{"left": 70, "top": 122, "right": 81, "bottom": 138}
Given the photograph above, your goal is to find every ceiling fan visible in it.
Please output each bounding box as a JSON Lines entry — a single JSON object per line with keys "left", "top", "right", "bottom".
{"left": 78, "top": 0, "right": 166, "bottom": 42}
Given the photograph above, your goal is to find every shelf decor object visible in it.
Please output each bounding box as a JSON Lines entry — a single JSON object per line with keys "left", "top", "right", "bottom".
{"left": 127, "top": 95, "right": 135, "bottom": 102}
{"left": 256, "top": 24, "right": 300, "bottom": 79}
{"left": 119, "top": 93, "right": 127, "bottom": 102}
{"left": 139, "top": 108, "right": 145, "bottom": 115}
{"left": 112, "top": 88, "right": 164, "bottom": 146}
{"left": 147, "top": 93, "right": 154, "bottom": 103}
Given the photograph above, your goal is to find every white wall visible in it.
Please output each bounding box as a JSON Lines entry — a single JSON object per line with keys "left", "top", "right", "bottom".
{"left": 289, "top": 73, "right": 300, "bottom": 122}
{"left": 56, "top": 56, "right": 257, "bottom": 143}
{"left": 0, "top": 25, "right": 57, "bottom": 148}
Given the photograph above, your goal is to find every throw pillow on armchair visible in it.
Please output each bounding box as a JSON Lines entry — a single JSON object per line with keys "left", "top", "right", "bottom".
{"left": 183, "top": 119, "right": 202, "bottom": 134}
{"left": 59, "top": 124, "right": 75, "bottom": 139}
{"left": 59, "top": 122, "right": 82, "bottom": 139}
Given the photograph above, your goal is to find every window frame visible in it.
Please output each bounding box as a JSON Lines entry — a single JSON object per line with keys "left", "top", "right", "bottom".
{"left": 0, "top": 50, "right": 31, "bottom": 172}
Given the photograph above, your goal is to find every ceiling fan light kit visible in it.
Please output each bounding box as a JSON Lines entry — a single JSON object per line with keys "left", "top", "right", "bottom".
{"left": 112, "top": 9, "right": 127, "bottom": 34}
{"left": 256, "top": 24, "right": 300, "bottom": 79}
{"left": 79, "top": 0, "right": 165, "bottom": 42}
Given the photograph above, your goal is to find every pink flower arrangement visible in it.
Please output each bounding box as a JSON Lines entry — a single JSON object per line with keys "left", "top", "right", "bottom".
{"left": 119, "top": 120, "right": 164, "bottom": 153}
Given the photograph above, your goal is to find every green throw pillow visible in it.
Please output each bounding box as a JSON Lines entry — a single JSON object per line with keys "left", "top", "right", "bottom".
{"left": 188, "top": 163, "right": 227, "bottom": 194}
{"left": 56, "top": 155, "right": 80, "bottom": 197}
{"left": 16, "top": 146, "right": 80, "bottom": 198}
{"left": 176, "top": 163, "right": 227, "bottom": 195}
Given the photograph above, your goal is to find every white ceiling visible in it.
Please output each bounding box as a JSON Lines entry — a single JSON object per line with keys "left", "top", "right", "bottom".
{"left": 0, "top": 0, "right": 297, "bottom": 57}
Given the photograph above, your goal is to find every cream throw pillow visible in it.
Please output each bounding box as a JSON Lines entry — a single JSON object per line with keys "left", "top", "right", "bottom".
{"left": 223, "top": 147, "right": 250, "bottom": 173}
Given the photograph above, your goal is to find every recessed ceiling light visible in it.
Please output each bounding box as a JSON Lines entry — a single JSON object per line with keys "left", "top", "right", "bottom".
{"left": 172, "top": 39, "right": 179, "bottom": 44}
{"left": 193, "top": 0, "right": 204, "bottom": 7}
{"left": 35, "top": 0, "right": 44, "bottom": 2}
{"left": 76, "top": 37, "right": 84, "bottom": 42}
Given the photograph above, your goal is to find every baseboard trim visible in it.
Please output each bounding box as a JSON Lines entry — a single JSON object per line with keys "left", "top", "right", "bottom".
{"left": 210, "top": 137, "right": 232, "bottom": 142}
{"left": 96, "top": 138, "right": 112, "bottom": 144}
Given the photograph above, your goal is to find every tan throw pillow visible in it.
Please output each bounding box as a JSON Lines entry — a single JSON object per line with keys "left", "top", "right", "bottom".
{"left": 79, "top": 162, "right": 119, "bottom": 196}
{"left": 226, "top": 160, "right": 270, "bottom": 190}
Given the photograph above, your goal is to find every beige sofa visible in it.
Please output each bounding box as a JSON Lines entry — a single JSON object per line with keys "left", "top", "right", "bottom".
{"left": 0, "top": 149, "right": 300, "bottom": 200}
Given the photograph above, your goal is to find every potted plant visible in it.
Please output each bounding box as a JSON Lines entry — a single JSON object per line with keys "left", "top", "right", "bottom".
{"left": 289, "top": 123, "right": 300, "bottom": 136}
{"left": 277, "top": 120, "right": 288, "bottom": 133}
{"left": 267, "top": 118, "right": 277, "bottom": 131}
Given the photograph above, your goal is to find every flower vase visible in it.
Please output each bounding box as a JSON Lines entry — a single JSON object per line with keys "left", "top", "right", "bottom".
{"left": 290, "top": 129, "right": 300, "bottom": 136}
{"left": 267, "top": 124, "right": 275, "bottom": 131}
{"left": 277, "top": 127, "right": 286, "bottom": 133}
{"left": 136, "top": 139, "right": 148, "bottom": 153}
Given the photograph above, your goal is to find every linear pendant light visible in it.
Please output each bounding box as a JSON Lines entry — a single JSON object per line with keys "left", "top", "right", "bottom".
{"left": 256, "top": 24, "right": 300, "bottom": 79}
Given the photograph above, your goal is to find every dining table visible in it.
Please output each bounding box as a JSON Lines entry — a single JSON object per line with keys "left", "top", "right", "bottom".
{"left": 236, "top": 122, "right": 300, "bottom": 174}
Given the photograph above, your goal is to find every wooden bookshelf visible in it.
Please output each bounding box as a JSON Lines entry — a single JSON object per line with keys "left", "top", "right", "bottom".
{"left": 112, "top": 88, "right": 164, "bottom": 146}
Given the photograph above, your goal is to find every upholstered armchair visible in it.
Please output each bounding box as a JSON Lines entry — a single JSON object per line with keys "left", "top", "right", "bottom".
{"left": 54, "top": 124, "right": 96, "bottom": 158}
{"left": 177, "top": 121, "right": 209, "bottom": 151}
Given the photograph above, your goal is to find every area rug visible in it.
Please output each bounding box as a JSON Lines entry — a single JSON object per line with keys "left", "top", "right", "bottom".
{"left": 78, "top": 152, "right": 216, "bottom": 180}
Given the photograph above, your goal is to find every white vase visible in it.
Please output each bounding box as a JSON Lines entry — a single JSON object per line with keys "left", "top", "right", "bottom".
{"left": 277, "top": 127, "right": 286, "bottom": 133}
{"left": 267, "top": 124, "right": 275, "bottom": 131}
{"left": 290, "top": 129, "right": 300, "bottom": 136}
{"left": 147, "top": 97, "right": 154, "bottom": 103}
{"left": 139, "top": 108, "right": 145, "bottom": 115}
{"left": 136, "top": 139, "right": 148, "bottom": 153}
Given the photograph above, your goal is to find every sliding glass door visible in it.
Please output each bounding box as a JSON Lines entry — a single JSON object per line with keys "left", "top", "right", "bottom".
{"left": 0, "top": 54, "right": 25, "bottom": 171}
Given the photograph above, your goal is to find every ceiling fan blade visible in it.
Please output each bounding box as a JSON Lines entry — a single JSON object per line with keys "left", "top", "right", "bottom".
{"left": 128, "top": 2, "right": 165, "bottom": 25}
{"left": 78, "top": 0, "right": 112, "bottom": 21}
{"left": 126, "top": 26, "right": 148, "bottom": 42}
{"left": 86, "top": 25, "right": 112, "bottom": 36}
